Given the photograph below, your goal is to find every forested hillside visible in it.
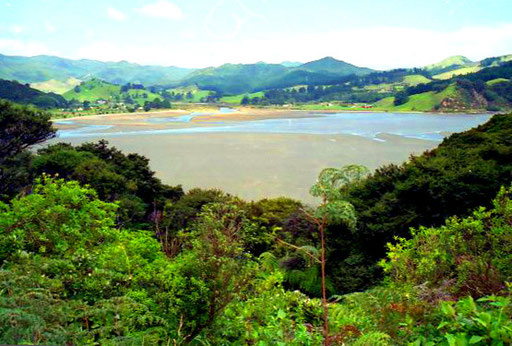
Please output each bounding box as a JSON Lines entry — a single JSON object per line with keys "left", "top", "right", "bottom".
{"left": 0, "top": 79, "right": 67, "bottom": 108}
{"left": 0, "top": 53, "right": 194, "bottom": 85}
{"left": 0, "top": 100, "right": 511, "bottom": 344}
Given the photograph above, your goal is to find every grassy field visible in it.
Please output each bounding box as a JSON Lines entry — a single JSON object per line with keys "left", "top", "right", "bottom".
{"left": 220, "top": 91, "right": 265, "bottom": 104}
{"left": 63, "top": 79, "right": 121, "bottom": 102}
{"left": 166, "top": 85, "right": 212, "bottom": 103}
{"left": 126, "top": 89, "right": 162, "bottom": 105}
{"left": 433, "top": 66, "right": 481, "bottom": 80}
{"left": 31, "top": 77, "right": 82, "bottom": 94}
{"left": 486, "top": 78, "right": 509, "bottom": 86}
{"left": 291, "top": 103, "right": 374, "bottom": 111}
{"left": 403, "top": 74, "right": 431, "bottom": 86}
{"left": 374, "top": 84, "right": 459, "bottom": 112}
{"left": 424, "top": 55, "right": 472, "bottom": 71}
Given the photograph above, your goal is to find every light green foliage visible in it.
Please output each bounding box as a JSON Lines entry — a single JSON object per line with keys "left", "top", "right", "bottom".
{"left": 424, "top": 56, "right": 473, "bottom": 73}
{"left": 209, "top": 254, "right": 324, "bottom": 345}
{"left": 0, "top": 177, "right": 195, "bottom": 344}
{"left": 0, "top": 176, "right": 117, "bottom": 262}
{"left": 375, "top": 84, "right": 459, "bottom": 111}
{"left": 434, "top": 66, "right": 482, "bottom": 80}
{"left": 310, "top": 165, "right": 369, "bottom": 226}
{"left": 220, "top": 91, "right": 264, "bottom": 104}
{"left": 413, "top": 296, "right": 512, "bottom": 345}
{"left": 31, "top": 77, "right": 82, "bottom": 94}
{"left": 63, "top": 79, "right": 121, "bottom": 102}
{"left": 174, "top": 202, "right": 260, "bottom": 341}
{"left": 403, "top": 75, "right": 431, "bottom": 86}
{"left": 381, "top": 185, "right": 512, "bottom": 298}
{"left": 165, "top": 86, "right": 212, "bottom": 103}
{"left": 352, "top": 332, "right": 391, "bottom": 346}
{"left": 328, "top": 286, "right": 431, "bottom": 344}
{"left": 486, "top": 78, "right": 509, "bottom": 86}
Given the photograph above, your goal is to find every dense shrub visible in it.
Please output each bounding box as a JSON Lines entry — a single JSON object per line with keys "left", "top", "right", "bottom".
{"left": 330, "top": 113, "right": 512, "bottom": 292}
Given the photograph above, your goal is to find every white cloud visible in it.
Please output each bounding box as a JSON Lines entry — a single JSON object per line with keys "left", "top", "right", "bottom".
{"left": 107, "top": 7, "right": 126, "bottom": 21}
{"left": 0, "top": 39, "right": 53, "bottom": 56}
{"left": 70, "top": 23, "right": 512, "bottom": 69}
{"left": 138, "top": 1, "right": 183, "bottom": 20}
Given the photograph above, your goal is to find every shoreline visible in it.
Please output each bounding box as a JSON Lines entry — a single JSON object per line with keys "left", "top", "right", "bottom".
{"left": 51, "top": 105, "right": 493, "bottom": 122}
{"left": 48, "top": 131, "right": 438, "bottom": 204}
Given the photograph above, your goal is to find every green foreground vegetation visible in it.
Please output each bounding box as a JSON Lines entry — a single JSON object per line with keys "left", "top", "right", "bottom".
{"left": 0, "top": 99, "right": 511, "bottom": 345}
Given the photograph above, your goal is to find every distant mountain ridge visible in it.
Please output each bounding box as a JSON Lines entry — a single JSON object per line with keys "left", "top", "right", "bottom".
{"left": 296, "top": 56, "right": 373, "bottom": 75}
{"left": 1, "top": 52, "right": 512, "bottom": 98}
{"left": 0, "top": 54, "right": 195, "bottom": 86}
{"left": 0, "top": 53, "right": 374, "bottom": 94}
{"left": 179, "top": 57, "right": 374, "bottom": 94}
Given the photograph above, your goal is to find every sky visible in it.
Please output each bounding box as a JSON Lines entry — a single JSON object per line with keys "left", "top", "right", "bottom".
{"left": 1, "top": 0, "right": 512, "bottom": 69}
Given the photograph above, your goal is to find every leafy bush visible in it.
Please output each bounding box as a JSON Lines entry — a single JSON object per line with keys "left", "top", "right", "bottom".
{"left": 412, "top": 296, "right": 512, "bottom": 345}
{"left": 381, "top": 185, "right": 512, "bottom": 298}
{"left": 333, "top": 113, "right": 512, "bottom": 292}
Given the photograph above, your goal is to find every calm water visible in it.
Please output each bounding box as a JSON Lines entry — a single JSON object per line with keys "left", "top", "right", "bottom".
{"left": 57, "top": 112, "right": 491, "bottom": 142}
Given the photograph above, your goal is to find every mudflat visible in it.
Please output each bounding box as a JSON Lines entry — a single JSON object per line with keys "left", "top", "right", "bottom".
{"left": 51, "top": 130, "right": 436, "bottom": 204}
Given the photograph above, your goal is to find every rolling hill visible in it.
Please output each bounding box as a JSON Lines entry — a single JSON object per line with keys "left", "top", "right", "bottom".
{"left": 427, "top": 54, "right": 512, "bottom": 80}
{"left": 31, "top": 77, "right": 82, "bottom": 94}
{"left": 0, "top": 79, "right": 68, "bottom": 108}
{"left": 424, "top": 55, "right": 474, "bottom": 74}
{"left": 296, "top": 56, "right": 373, "bottom": 75}
{"left": 179, "top": 57, "right": 374, "bottom": 94}
{"left": 376, "top": 61, "right": 512, "bottom": 112}
{"left": 62, "top": 79, "right": 161, "bottom": 105}
{"left": 0, "top": 53, "right": 195, "bottom": 86}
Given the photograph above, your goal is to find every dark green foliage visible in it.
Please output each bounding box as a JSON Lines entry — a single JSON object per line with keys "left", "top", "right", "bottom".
{"left": 382, "top": 185, "right": 512, "bottom": 298}
{"left": 0, "top": 100, "right": 56, "bottom": 200}
{"left": 34, "top": 140, "right": 183, "bottom": 225}
{"left": 0, "top": 79, "right": 68, "bottom": 108}
{"left": 330, "top": 113, "right": 512, "bottom": 292}
{"left": 0, "top": 100, "right": 56, "bottom": 159}
{"left": 393, "top": 90, "right": 409, "bottom": 105}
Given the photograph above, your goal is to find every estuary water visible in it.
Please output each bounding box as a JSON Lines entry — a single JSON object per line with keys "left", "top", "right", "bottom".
{"left": 56, "top": 112, "right": 491, "bottom": 142}
{"left": 51, "top": 111, "right": 492, "bottom": 203}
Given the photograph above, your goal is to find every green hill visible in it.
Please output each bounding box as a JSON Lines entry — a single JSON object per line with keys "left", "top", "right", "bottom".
{"left": 296, "top": 56, "right": 373, "bottom": 75}
{"left": 376, "top": 62, "right": 512, "bottom": 112}
{"left": 429, "top": 54, "right": 512, "bottom": 80}
{"left": 424, "top": 55, "right": 474, "bottom": 73}
{"left": 62, "top": 79, "right": 162, "bottom": 105}
{"left": 402, "top": 74, "right": 431, "bottom": 86}
{"left": 375, "top": 84, "right": 460, "bottom": 111}
{"left": 180, "top": 63, "right": 289, "bottom": 94}
{"left": 180, "top": 57, "right": 373, "bottom": 94}
{"left": 0, "top": 79, "right": 67, "bottom": 108}
{"left": 31, "top": 77, "right": 82, "bottom": 94}
{"left": 63, "top": 79, "right": 121, "bottom": 102}
{"left": 165, "top": 85, "right": 212, "bottom": 103}
{"left": 433, "top": 66, "right": 482, "bottom": 80}
{"left": 0, "top": 53, "right": 194, "bottom": 85}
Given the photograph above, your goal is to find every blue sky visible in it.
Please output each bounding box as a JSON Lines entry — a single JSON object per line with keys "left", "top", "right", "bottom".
{"left": 1, "top": 0, "right": 512, "bottom": 69}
